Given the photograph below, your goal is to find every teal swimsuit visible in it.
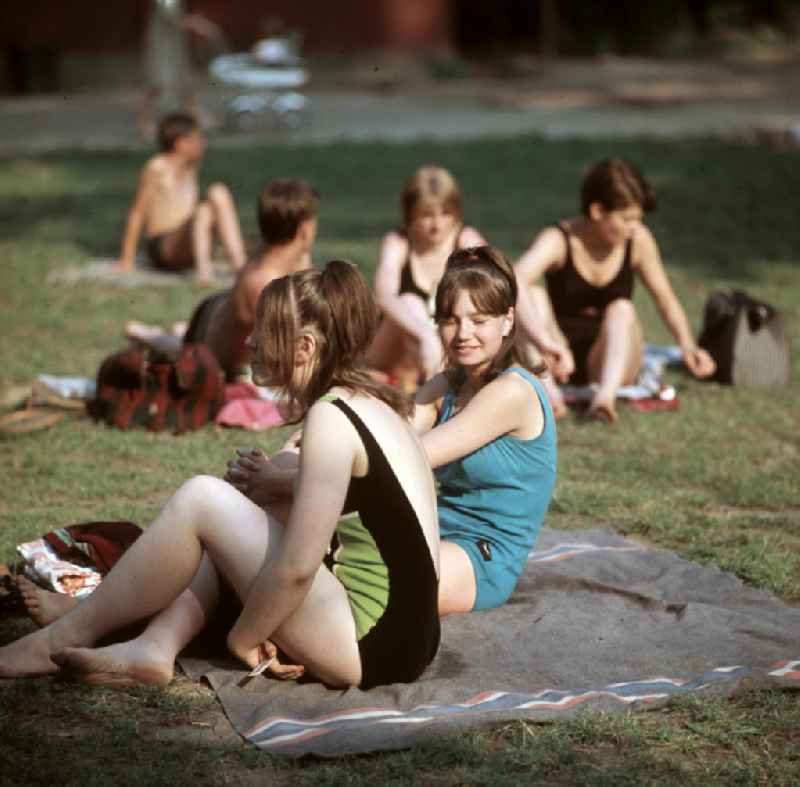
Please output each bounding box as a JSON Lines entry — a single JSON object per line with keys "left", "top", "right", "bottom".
{"left": 435, "top": 368, "right": 557, "bottom": 610}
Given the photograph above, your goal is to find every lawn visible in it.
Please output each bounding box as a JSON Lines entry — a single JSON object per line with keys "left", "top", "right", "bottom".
{"left": 1, "top": 135, "right": 798, "bottom": 785}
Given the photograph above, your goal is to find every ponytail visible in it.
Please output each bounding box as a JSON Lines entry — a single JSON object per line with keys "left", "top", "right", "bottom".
{"left": 254, "top": 261, "right": 413, "bottom": 423}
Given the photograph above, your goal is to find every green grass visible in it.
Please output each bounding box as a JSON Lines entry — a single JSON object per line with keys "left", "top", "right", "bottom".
{"left": 1, "top": 136, "right": 798, "bottom": 784}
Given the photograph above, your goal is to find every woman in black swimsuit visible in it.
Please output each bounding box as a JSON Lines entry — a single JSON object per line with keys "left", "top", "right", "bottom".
{"left": 514, "top": 159, "right": 716, "bottom": 422}
{"left": 0, "top": 262, "right": 440, "bottom": 691}
{"left": 367, "top": 165, "right": 486, "bottom": 389}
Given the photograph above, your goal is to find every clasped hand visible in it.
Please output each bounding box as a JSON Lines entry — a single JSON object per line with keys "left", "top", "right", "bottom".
{"left": 224, "top": 447, "right": 272, "bottom": 502}
{"left": 224, "top": 431, "right": 302, "bottom": 506}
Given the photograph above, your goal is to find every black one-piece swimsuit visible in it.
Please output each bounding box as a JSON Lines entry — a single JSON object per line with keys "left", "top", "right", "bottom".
{"left": 545, "top": 225, "right": 634, "bottom": 384}
{"left": 326, "top": 398, "right": 440, "bottom": 690}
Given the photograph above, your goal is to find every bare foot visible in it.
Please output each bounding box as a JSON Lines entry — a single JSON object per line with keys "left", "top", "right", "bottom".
{"left": 586, "top": 400, "right": 618, "bottom": 423}
{"left": 54, "top": 640, "right": 174, "bottom": 689}
{"left": 0, "top": 628, "right": 60, "bottom": 678}
{"left": 124, "top": 320, "right": 165, "bottom": 343}
{"left": 16, "top": 576, "right": 77, "bottom": 628}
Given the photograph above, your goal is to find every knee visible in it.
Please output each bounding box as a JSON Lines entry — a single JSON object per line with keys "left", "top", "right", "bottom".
{"left": 603, "top": 298, "right": 638, "bottom": 327}
{"left": 207, "top": 182, "right": 232, "bottom": 207}
{"left": 171, "top": 474, "right": 224, "bottom": 519}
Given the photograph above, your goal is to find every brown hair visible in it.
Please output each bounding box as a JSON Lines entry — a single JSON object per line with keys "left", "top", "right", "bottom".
{"left": 581, "top": 159, "right": 656, "bottom": 216}
{"left": 401, "top": 166, "right": 463, "bottom": 227}
{"left": 257, "top": 178, "right": 320, "bottom": 246}
{"left": 254, "top": 260, "right": 412, "bottom": 422}
{"left": 156, "top": 112, "right": 200, "bottom": 152}
{"left": 435, "top": 245, "right": 546, "bottom": 386}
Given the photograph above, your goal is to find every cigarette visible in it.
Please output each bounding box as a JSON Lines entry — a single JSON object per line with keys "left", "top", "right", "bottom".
{"left": 237, "top": 656, "right": 275, "bottom": 688}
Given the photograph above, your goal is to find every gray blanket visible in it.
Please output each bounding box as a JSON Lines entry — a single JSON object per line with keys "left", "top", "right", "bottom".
{"left": 179, "top": 528, "right": 800, "bottom": 758}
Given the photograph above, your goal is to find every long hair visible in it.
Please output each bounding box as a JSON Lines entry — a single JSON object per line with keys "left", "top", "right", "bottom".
{"left": 435, "top": 245, "right": 546, "bottom": 387}
{"left": 254, "top": 260, "right": 412, "bottom": 422}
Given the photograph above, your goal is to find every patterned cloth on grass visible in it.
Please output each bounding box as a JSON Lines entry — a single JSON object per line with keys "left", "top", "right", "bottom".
{"left": 179, "top": 527, "right": 800, "bottom": 758}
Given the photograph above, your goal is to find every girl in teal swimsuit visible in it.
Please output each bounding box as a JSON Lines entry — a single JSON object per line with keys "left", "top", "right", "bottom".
{"left": 0, "top": 262, "right": 440, "bottom": 691}
{"left": 413, "top": 245, "right": 558, "bottom": 614}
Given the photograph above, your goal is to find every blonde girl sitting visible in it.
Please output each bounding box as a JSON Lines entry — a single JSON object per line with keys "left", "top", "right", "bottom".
{"left": 367, "top": 165, "right": 486, "bottom": 389}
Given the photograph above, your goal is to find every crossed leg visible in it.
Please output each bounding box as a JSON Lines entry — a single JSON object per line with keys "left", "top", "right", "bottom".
{"left": 0, "top": 476, "right": 361, "bottom": 687}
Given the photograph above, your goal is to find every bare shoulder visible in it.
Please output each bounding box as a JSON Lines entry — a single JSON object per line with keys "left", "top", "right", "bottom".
{"left": 515, "top": 225, "right": 568, "bottom": 277}
{"left": 244, "top": 256, "right": 282, "bottom": 289}
{"left": 143, "top": 154, "right": 169, "bottom": 177}
{"left": 481, "top": 371, "right": 544, "bottom": 436}
{"left": 538, "top": 224, "right": 569, "bottom": 255}
{"left": 484, "top": 369, "right": 536, "bottom": 403}
{"left": 235, "top": 263, "right": 275, "bottom": 311}
{"left": 484, "top": 370, "right": 538, "bottom": 405}
{"left": 630, "top": 223, "right": 660, "bottom": 268}
{"left": 380, "top": 230, "right": 409, "bottom": 256}
{"left": 304, "top": 398, "right": 357, "bottom": 446}
{"left": 457, "top": 225, "right": 486, "bottom": 247}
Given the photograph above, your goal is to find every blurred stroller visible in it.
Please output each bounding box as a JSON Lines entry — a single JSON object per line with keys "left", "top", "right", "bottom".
{"left": 209, "top": 33, "right": 309, "bottom": 132}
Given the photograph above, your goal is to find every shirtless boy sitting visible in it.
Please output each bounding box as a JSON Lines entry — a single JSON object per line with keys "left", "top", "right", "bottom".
{"left": 115, "top": 112, "right": 247, "bottom": 285}
{"left": 125, "top": 177, "right": 319, "bottom": 380}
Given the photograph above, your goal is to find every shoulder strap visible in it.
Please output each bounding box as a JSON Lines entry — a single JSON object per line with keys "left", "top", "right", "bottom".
{"left": 554, "top": 224, "right": 572, "bottom": 267}
{"left": 329, "top": 398, "right": 380, "bottom": 458}
{"left": 623, "top": 235, "right": 633, "bottom": 268}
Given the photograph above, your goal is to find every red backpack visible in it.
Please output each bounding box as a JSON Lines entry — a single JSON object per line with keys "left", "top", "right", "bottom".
{"left": 88, "top": 343, "right": 225, "bottom": 433}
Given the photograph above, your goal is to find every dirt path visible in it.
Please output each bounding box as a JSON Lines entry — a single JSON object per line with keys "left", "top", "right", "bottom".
{"left": 1, "top": 55, "right": 798, "bottom": 151}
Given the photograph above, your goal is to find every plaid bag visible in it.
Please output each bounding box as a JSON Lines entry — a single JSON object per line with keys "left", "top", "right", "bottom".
{"left": 88, "top": 343, "right": 225, "bottom": 433}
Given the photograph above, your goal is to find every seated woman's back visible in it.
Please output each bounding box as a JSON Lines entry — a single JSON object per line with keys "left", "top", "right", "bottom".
{"left": 334, "top": 392, "right": 439, "bottom": 575}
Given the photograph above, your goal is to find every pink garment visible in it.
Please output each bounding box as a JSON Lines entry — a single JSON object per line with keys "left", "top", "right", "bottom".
{"left": 215, "top": 383, "right": 285, "bottom": 430}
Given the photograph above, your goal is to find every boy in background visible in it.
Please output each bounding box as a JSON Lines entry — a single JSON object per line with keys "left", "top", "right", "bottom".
{"left": 116, "top": 112, "right": 246, "bottom": 285}
{"left": 125, "top": 177, "right": 319, "bottom": 380}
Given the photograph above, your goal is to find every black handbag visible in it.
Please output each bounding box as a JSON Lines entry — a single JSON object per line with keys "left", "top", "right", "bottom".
{"left": 698, "top": 289, "right": 790, "bottom": 387}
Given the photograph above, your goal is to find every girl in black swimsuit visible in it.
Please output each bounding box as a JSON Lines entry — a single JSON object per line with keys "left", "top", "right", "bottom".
{"left": 514, "top": 159, "right": 715, "bottom": 422}
{"left": 367, "top": 165, "right": 487, "bottom": 390}
{"left": 0, "top": 262, "right": 440, "bottom": 692}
